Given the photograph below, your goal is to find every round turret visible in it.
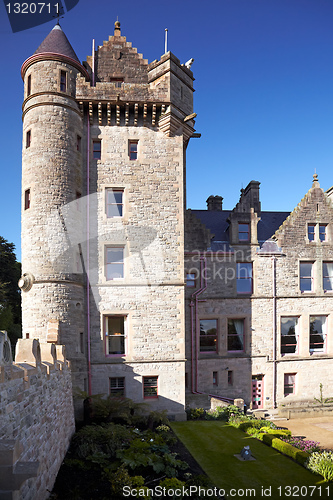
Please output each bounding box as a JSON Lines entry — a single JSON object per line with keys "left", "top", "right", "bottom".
{"left": 20, "top": 25, "right": 89, "bottom": 389}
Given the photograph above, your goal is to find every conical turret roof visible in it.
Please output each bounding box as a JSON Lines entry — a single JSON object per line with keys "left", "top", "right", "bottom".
{"left": 21, "top": 24, "right": 90, "bottom": 80}
{"left": 34, "top": 24, "right": 80, "bottom": 63}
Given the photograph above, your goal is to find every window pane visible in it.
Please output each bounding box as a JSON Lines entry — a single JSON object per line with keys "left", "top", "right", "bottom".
{"left": 228, "top": 319, "right": 244, "bottom": 351}
{"left": 200, "top": 319, "right": 217, "bottom": 352}
{"left": 300, "top": 262, "right": 313, "bottom": 291}
{"left": 308, "top": 225, "right": 315, "bottom": 241}
{"left": 106, "top": 317, "right": 125, "bottom": 355}
{"left": 319, "top": 225, "right": 326, "bottom": 241}
{"left": 110, "top": 377, "right": 125, "bottom": 395}
{"left": 281, "top": 317, "right": 298, "bottom": 354}
{"left": 238, "top": 223, "right": 249, "bottom": 241}
{"left": 143, "top": 376, "right": 158, "bottom": 398}
{"left": 323, "top": 262, "right": 333, "bottom": 290}
{"left": 107, "top": 190, "right": 123, "bottom": 217}
{"left": 236, "top": 263, "right": 252, "bottom": 294}
{"left": 310, "top": 316, "right": 326, "bottom": 351}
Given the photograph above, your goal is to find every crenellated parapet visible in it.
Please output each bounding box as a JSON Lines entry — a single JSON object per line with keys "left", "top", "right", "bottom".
{"left": 0, "top": 339, "right": 74, "bottom": 500}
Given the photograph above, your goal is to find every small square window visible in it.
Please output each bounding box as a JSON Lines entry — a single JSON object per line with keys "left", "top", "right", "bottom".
{"left": 300, "top": 262, "right": 313, "bottom": 292}
{"left": 106, "top": 247, "right": 124, "bottom": 280}
{"left": 106, "top": 189, "right": 123, "bottom": 217}
{"left": 26, "top": 130, "right": 31, "bottom": 148}
{"left": 27, "top": 75, "right": 31, "bottom": 96}
{"left": 105, "top": 316, "right": 125, "bottom": 355}
{"left": 284, "top": 373, "right": 296, "bottom": 396}
{"left": 228, "top": 370, "right": 233, "bottom": 386}
{"left": 129, "top": 141, "right": 138, "bottom": 160}
{"left": 228, "top": 319, "right": 245, "bottom": 352}
{"left": 77, "top": 135, "right": 81, "bottom": 152}
{"left": 143, "top": 376, "right": 158, "bottom": 399}
{"left": 236, "top": 263, "right": 252, "bottom": 294}
{"left": 110, "top": 377, "right": 125, "bottom": 396}
{"left": 60, "top": 70, "right": 67, "bottom": 92}
{"left": 24, "top": 189, "right": 30, "bottom": 210}
{"left": 186, "top": 273, "right": 196, "bottom": 287}
{"left": 93, "top": 140, "right": 101, "bottom": 159}
{"left": 319, "top": 224, "right": 327, "bottom": 242}
{"left": 308, "top": 224, "right": 315, "bottom": 241}
{"left": 238, "top": 223, "right": 249, "bottom": 242}
{"left": 199, "top": 319, "right": 217, "bottom": 352}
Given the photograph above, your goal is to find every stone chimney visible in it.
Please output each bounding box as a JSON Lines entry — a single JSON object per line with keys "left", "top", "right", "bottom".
{"left": 206, "top": 195, "right": 223, "bottom": 211}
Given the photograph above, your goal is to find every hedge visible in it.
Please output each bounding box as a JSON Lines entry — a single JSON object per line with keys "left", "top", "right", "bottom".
{"left": 271, "top": 438, "right": 309, "bottom": 465}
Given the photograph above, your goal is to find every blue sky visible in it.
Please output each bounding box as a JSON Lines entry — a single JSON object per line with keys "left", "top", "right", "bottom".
{"left": 1, "top": 0, "right": 333, "bottom": 261}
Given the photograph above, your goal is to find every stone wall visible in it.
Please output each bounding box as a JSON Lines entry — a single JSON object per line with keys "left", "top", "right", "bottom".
{"left": 0, "top": 338, "right": 75, "bottom": 500}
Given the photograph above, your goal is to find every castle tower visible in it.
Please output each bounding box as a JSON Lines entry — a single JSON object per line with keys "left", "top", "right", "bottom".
{"left": 20, "top": 24, "right": 90, "bottom": 389}
{"left": 20, "top": 21, "right": 196, "bottom": 419}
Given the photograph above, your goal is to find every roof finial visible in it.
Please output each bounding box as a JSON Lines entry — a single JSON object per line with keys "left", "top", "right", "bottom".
{"left": 312, "top": 169, "right": 320, "bottom": 188}
{"left": 114, "top": 19, "right": 121, "bottom": 36}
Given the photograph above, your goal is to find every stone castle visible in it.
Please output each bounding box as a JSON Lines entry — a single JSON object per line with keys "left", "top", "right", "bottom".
{"left": 0, "top": 18, "right": 332, "bottom": 499}
{"left": 19, "top": 21, "right": 333, "bottom": 420}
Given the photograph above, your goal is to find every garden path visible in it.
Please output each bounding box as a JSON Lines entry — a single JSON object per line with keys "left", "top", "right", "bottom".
{"left": 282, "top": 416, "right": 333, "bottom": 450}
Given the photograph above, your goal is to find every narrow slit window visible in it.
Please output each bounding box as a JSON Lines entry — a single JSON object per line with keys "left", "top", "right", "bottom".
{"left": 93, "top": 140, "right": 101, "bottom": 159}
{"left": 27, "top": 75, "right": 31, "bottom": 96}
{"left": 26, "top": 130, "right": 31, "bottom": 148}
{"left": 60, "top": 70, "right": 67, "bottom": 92}
{"left": 24, "top": 189, "right": 30, "bottom": 210}
{"left": 129, "top": 141, "right": 138, "bottom": 160}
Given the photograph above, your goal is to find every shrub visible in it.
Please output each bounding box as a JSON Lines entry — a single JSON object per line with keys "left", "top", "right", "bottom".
{"left": 187, "top": 408, "right": 205, "bottom": 420}
{"left": 281, "top": 437, "right": 320, "bottom": 454}
{"left": 307, "top": 451, "right": 333, "bottom": 482}
{"left": 245, "top": 426, "right": 261, "bottom": 436}
{"left": 71, "top": 423, "right": 133, "bottom": 460}
{"left": 271, "top": 438, "right": 309, "bottom": 465}
{"left": 238, "top": 419, "right": 275, "bottom": 432}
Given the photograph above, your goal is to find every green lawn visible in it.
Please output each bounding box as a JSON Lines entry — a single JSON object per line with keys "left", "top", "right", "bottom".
{"left": 171, "top": 421, "right": 330, "bottom": 500}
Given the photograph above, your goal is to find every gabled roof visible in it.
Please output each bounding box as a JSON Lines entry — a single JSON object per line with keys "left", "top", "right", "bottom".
{"left": 34, "top": 24, "right": 80, "bottom": 63}
{"left": 190, "top": 210, "right": 290, "bottom": 245}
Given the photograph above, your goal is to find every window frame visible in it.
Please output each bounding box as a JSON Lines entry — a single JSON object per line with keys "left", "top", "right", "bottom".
{"left": 323, "top": 262, "right": 333, "bottom": 291}
{"left": 105, "top": 246, "right": 124, "bottom": 280}
{"left": 105, "top": 315, "right": 126, "bottom": 357}
{"left": 300, "top": 261, "right": 314, "bottom": 292}
{"left": 106, "top": 188, "right": 124, "bottom": 218}
{"left": 236, "top": 262, "right": 253, "bottom": 294}
{"left": 110, "top": 377, "right": 125, "bottom": 396}
{"left": 199, "top": 318, "right": 218, "bottom": 353}
{"left": 186, "top": 272, "right": 196, "bottom": 288}
{"left": 307, "top": 224, "right": 315, "bottom": 242}
{"left": 143, "top": 376, "right": 158, "bottom": 399}
{"left": 26, "top": 130, "right": 31, "bottom": 148}
{"left": 24, "top": 189, "right": 31, "bottom": 210}
{"left": 280, "top": 316, "right": 299, "bottom": 355}
{"left": 319, "top": 224, "right": 327, "bottom": 242}
{"left": 309, "top": 315, "right": 327, "bottom": 353}
{"left": 93, "top": 140, "right": 101, "bottom": 160}
{"left": 227, "top": 318, "right": 245, "bottom": 353}
{"left": 238, "top": 223, "right": 250, "bottom": 242}
{"left": 27, "top": 74, "right": 31, "bottom": 96}
{"left": 129, "top": 140, "right": 138, "bottom": 161}
{"left": 60, "top": 70, "right": 67, "bottom": 92}
{"left": 284, "top": 373, "right": 296, "bottom": 397}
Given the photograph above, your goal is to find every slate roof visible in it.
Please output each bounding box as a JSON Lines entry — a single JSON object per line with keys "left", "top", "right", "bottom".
{"left": 34, "top": 24, "right": 80, "bottom": 63}
{"left": 190, "top": 209, "right": 290, "bottom": 248}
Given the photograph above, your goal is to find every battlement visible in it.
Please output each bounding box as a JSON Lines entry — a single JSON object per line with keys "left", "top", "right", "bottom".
{"left": 0, "top": 338, "right": 75, "bottom": 500}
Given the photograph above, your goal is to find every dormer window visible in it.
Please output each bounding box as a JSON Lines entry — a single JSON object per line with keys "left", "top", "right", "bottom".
{"left": 238, "top": 223, "right": 249, "bottom": 242}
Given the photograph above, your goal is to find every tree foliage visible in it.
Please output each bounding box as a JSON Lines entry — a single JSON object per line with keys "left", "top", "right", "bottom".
{"left": 0, "top": 236, "right": 21, "bottom": 345}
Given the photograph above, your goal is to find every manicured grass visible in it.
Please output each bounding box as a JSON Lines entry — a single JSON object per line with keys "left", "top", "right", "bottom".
{"left": 171, "top": 421, "right": 328, "bottom": 500}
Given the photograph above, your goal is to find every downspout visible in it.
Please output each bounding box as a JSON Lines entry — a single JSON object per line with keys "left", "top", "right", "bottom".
{"left": 86, "top": 112, "right": 92, "bottom": 396}
{"left": 272, "top": 256, "right": 277, "bottom": 409}
{"left": 195, "top": 256, "right": 207, "bottom": 392}
{"left": 190, "top": 256, "right": 206, "bottom": 393}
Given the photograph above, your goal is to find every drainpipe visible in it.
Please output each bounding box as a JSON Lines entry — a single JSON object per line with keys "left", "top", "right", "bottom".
{"left": 86, "top": 112, "right": 92, "bottom": 396}
{"left": 190, "top": 256, "right": 206, "bottom": 393}
{"left": 272, "top": 256, "right": 277, "bottom": 409}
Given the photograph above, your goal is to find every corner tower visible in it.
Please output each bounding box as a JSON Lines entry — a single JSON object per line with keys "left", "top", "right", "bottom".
{"left": 21, "top": 21, "right": 196, "bottom": 419}
{"left": 20, "top": 24, "right": 90, "bottom": 389}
